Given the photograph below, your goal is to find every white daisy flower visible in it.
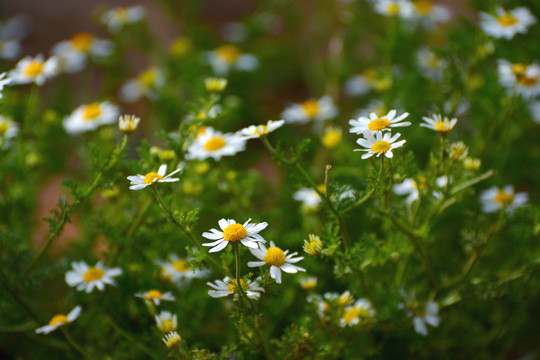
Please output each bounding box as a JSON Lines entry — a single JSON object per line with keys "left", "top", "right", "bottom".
{"left": 247, "top": 241, "right": 305, "bottom": 284}
{"left": 102, "top": 6, "right": 146, "bottom": 33}
{"left": 529, "top": 100, "right": 540, "bottom": 124}
{"left": 480, "top": 185, "right": 528, "bottom": 213}
{"left": 204, "top": 77, "right": 228, "bottom": 92}
{"left": 340, "top": 299, "right": 375, "bottom": 327}
{"left": 238, "top": 119, "right": 285, "bottom": 139}
{"left": 410, "top": 0, "right": 451, "bottom": 28}
{"left": 349, "top": 109, "right": 410, "bottom": 134}
{"left": 206, "top": 44, "right": 258, "bottom": 76}
{"left": 155, "top": 311, "right": 178, "bottom": 333}
{"left": 65, "top": 261, "right": 122, "bottom": 293}
{"left": 62, "top": 101, "right": 120, "bottom": 135}
{"left": 118, "top": 114, "right": 141, "bottom": 134}
{"left": 416, "top": 47, "right": 446, "bottom": 81}
{"left": 127, "top": 164, "right": 181, "bottom": 190}
{"left": 293, "top": 187, "right": 323, "bottom": 210}
{"left": 0, "top": 115, "right": 19, "bottom": 149}
{"left": 119, "top": 68, "right": 165, "bottom": 103}
{"left": 135, "top": 290, "right": 176, "bottom": 305}
{"left": 35, "top": 306, "right": 82, "bottom": 334}
{"left": 299, "top": 276, "right": 318, "bottom": 290}
{"left": 0, "top": 72, "right": 12, "bottom": 99}
{"left": 0, "top": 39, "right": 20, "bottom": 61}
{"left": 51, "top": 32, "right": 113, "bottom": 74}
{"left": 207, "top": 276, "right": 263, "bottom": 299}
{"left": 155, "top": 253, "right": 208, "bottom": 284}
{"left": 392, "top": 178, "right": 420, "bottom": 205}
{"left": 185, "top": 127, "right": 246, "bottom": 161}
{"left": 162, "top": 331, "right": 182, "bottom": 348}
{"left": 354, "top": 131, "right": 406, "bottom": 159}
{"left": 373, "top": 0, "right": 415, "bottom": 18}
{"left": 400, "top": 290, "right": 440, "bottom": 336}
{"left": 9, "top": 54, "right": 58, "bottom": 86}
{"left": 343, "top": 70, "right": 378, "bottom": 97}
{"left": 281, "top": 96, "right": 338, "bottom": 124}
{"left": 479, "top": 7, "right": 536, "bottom": 40}
{"left": 420, "top": 113, "right": 457, "bottom": 133}
{"left": 497, "top": 60, "right": 540, "bottom": 99}
{"left": 202, "top": 218, "right": 268, "bottom": 253}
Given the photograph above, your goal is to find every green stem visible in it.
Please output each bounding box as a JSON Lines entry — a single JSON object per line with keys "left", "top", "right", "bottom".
{"left": 450, "top": 170, "right": 495, "bottom": 195}
{"left": 106, "top": 317, "right": 159, "bottom": 360}
{"left": 234, "top": 242, "right": 241, "bottom": 285}
{"left": 340, "top": 157, "right": 385, "bottom": 215}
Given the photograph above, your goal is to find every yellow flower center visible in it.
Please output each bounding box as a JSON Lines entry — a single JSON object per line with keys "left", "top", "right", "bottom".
{"left": 0, "top": 122, "right": 9, "bottom": 136}
{"left": 160, "top": 319, "right": 175, "bottom": 332}
{"left": 170, "top": 37, "right": 192, "bottom": 57}
{"left": 301, "top": 100, "right": 320, "bottom": 118}
{"left": 494, "top": 190, "right": 514, "bottom": 206}
{"left": 173, "top": 259, "right": 191, "bottom": 272}
{"left": 415, "top": 309, "right": 427, "bottom": 317}
{"left": 223, "top": 223, "right": 247, "bottom": 242}
{"left": 342, "top": 307, "right": 361, "bottom": 324}
{"left": 24, "top": 60, "right": 44, "bottom": 77}
{"left": 254, "top": 125, "right": 268, "bottom": 136}
{"left": 204, "top": 136, "right": 226, "bottom": 151}
{"left": 144, "top": 172, "right": 163, "bottom": 184}
{"left": 49, "top": 314, "right": 68, "bottom": 327}
{"left": 114, "top": 7, "right": 129, "bottom": 23}
{"left": 82, "top": 267, "right": 105, "bottom": 282}
{"left": 216, "top": 45, "right": 241, "bottom": 63}
{"left": 322, "top": 130, "right": 342, "bottom": 149}
{"left": 317, "top": 184, "right": 326, "bottom": 195}
{"left": 138, "top": 69, "right": 157, "bottom": 88}
{"left": 498, "top": 13, "right": 518, "bottom": 27}
{"left": 519, "top": 76, "right": 539, "bottom": 86}
{"left": 387, "top": 3, "right": 401, "bottom": 15}
{"left": 414, "top": 0, "right": 433, "bottom": 16}
{"left": 513, "top": 64, "right": 527, "bottom": 76}
{"left": 367, "top": 118, "right": 390, "bottom": 131}
{"left": 371, "top": 140, "right": 391, "bottom": 153}
{"left": 146, "top": 290, "right": 162, "bottom": 299}
{"left": 70, "top": 32, "right": 93, "bottom": 52}
{"left": 227, "top": 279, "right": 248, "bottom": 292}
{"left": 82, "top": 103, "right": 102, "bottom": 121}
{"left": 434, "top": 121, "right": 452, "bottom": 132}
{"left": 264, "top": 247, "right": 286, "bottom": 267}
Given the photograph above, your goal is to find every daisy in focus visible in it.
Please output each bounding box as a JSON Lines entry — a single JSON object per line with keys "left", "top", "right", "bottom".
{"left": 420, "top": 113, "right": 457, "bottom": 133}
{"left": 65, "top": 261, "right": 122, "bottom": 293}
{"left": 127, "top": 164, "right": 181, "bottom": 190}
{"left": 349, "top": 109, "right": 410, "bottom": 134}
{"left": 35, "top": 306, "right": 82, "bottom": 334}
{"left": 400, "top": 290, "right": 440, "bottom": 336}
{"left": 119, "top": 68, "right": 165, "bottom": 103}
{"left": 354, "top": 131, "right": 406, "bottom": 159}
{"left": 479, "top": 7, "right": 536, "bottom": 40}
{"left": 155, "top": 311, "right": 178, "bottom": 333}
{"left": 202, "top": 218, "right": 268, "bottom": 253}
{"left": 281, "top": 96, "right": 338, "bottom": 124}
{"left": 102, "top": 6, "right": 146, "bottom": 33}
{"left": 340, "top": 299, "right": 375, "bottom": 327}
{"left": 156, "top": 253, "right": 208, "bottom": 285}
{"left": 9, "top": 54, "right": 58, "bottom": 86}
{"left": 238, "top": 119, "right": 285, "bottom": 139}
{"left": 135, "top": 290, "right": 176, "bottom": 305}
{"left": 206, "top": 44, "right": 258, "bottom": 76}
{"left": 497, "top": 60, "right": 540, "bottom": 99}
{"left": 480, "top": 185, "right": 528, "bottom": 213}
{"left": 373, "top": 0, "right": 415, "bottom": 18}
{"left": 0, "top": 115, "right": 19, "bottom": 149}
{"left": 51, "top": 32, "right": 113, "bottom": 74}
{"left": 185, "top": 127, "right": 246, "bottom": 161}
{"left": 62, "top": 101, "right": 120, "bottom": 135}
{"left": 247, "top": 241, "right": 305, "bottom": 284}
{"left": 207, "top": 276, "right": 264, "bottom": 299}
{"left": 0, "top": 72, "right": 12, "bottom": 98}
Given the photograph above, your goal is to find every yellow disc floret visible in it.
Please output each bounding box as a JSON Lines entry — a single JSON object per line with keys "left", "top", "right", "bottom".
{"left": 301, "top": 100, "right": 320, "bottom": 118}
{"left": 494, "top": 190, "right": 514, "bottom": 206}
{"left": 24, "top": 60, "right": 44, "bottom": 77}
{"left": 371, "top": 140, "right": 391, "bottom": 153}
{"left": 173, "top": 259, "right": 191, "bottom": 272}
{"left": 82, "top": 103, "right": 102, "bottom": 121}
{"left": 144, "top": 172, "right": 163, "bottom": 184}
{"left": 227, "top": 279, "right": 247, "bottom": 292}
{"left": 368, "top": 118, "right": 390, "bottom": 131}
{"left": 434, "top": 121, "right": 452, "bottom": 132}
{"left": 498, "top": 13, "right": 518, "bottom": 27}
{"left": 414, "top": 0, "right": 433, "bottom": 16}
{"left": 216, "top": 45, "right": 241, "bottom": 63}
{"left": 70, "top": 32, "right": 93, "bottom": 52}
{"left": 387, "top": 4, "right": 401, "bottom": 15}
{"left": 204, "top": 137, "right": 226, "bottom": 151}
{"left": 264, "top": 247, "right": 286, "bottom": 267}
{"left": 223, "top": 223, "right": 247, "bottom": 242}
{"left": 83, "top": 267, "right": 105, "bottom": 282}
{"left": 146, "top": 290, "right": 162, "bottom": 299}
{"left": 49, "top": 314, "right": 68, "bottom": 327}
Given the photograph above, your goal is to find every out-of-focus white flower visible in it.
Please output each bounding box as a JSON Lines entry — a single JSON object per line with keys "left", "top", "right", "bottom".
{"left": 62, "top": 102, "right": 120, "bottom": 135}
{"left": 65, "top": 261, "right": 122, "bottom": 293}
{"left": 281, "top": 96, "right": 338, "bottom": 124}
{"left": 51, "top": 33, "right": 113, "bottom": 74}
{"left": 155, "top": 311, "right": 177, "bottom": 333}
{"left": 162, "top": 331, "right": 182, "bottom": 348}
{"left": 9, "top": 54, "right": 58, "bottom": 86}
{"left": 248, "top": 241, "right": 305, "bottom": 284}
{"left": 416, "top": 47, "right": 446, "bottom": 81}
{"left": 156, "top": 253, "right": 208, "bottom": 285}
{"left": 0, "top": 115, "right": 18, "bottom": 149}
{"left": 207, "top": 276, "right": 264, "bottom": 299}
{"left": 410, "top": 0, "right": 451, "bottom": 27}
{"left": 497, "top": 60, "right": 540, "bottom": 99}
{"left": 102, "top": 6, "right": 146, "bottom": 33}
{"left": 0, "top": 15, "right": 30, "bottom": 60}
{"left": 238, "top": 119, "right": 285, "bottom": 139}
{"left": 127, "top": 164, "right": 181, "bottom": 190}
{"left": 204, "top": 77, "right": 228, "bottom": 92}
{"left": 0, "top": 72, "right": 12, "bottom": 99}
{"left": 340, "top": 299, "right": 375, "bottom": 327}
{"left": 202, "top": 218, "right": 267, "bottom": 253}
{"left": 400, "top": 290, "right": 440, "bottom": 336}
{"left": 135, "top": 290, "right": 176, "bottom": 306}
{"left": 343, "top": 69, "right": 379, "bottom": 97}
{"left": 480, "top": 185, "right": 528, "bottom": 213}
{"left": 119, "top": 68, "right": 165, "bottom": 103}
{"left": 293, "top": 187, "right": 323, "bottom": 210}
{"left": 350, "top": 109, "right": 410, "bottom": 134}
{"left": 373, "top": 0, "right": 415, "bottom": 18}
{"left": 299, "top": 276, "right": 318, "bottom": 290}
{"left": 530, "top": 100, "right": 540, "bottom": 124}
{"left": 355, "top": 131, "right": 406, "bottom": 159}
{"left": 206, "top": 44, "right": 258, "bottom": 76}
{"left": 479, "top": 7, "right": 536, "bottom": 40}
{"left": 185, "top": 126, "right": 246, "bottom": 161}
{"left": 35, "top": 306, "right": 82, "bottom": 334}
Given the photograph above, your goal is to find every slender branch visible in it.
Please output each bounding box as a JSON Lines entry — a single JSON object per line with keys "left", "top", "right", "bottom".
{"left": 340, "top": 157, "right": 385, "bottom": 215}
{"left": 450, "top": 170, "right": 495, "bottom": 195}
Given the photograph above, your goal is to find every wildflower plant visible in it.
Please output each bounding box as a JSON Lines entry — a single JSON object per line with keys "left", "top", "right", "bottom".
{"left": 1, "top": 1, "right": 540, "bottom": 359}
